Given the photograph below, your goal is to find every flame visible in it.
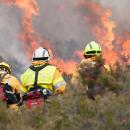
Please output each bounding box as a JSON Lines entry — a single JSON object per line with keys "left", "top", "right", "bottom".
{"left": 91, "top": 8, "right": 118, "bottom": 65}
{"left": 2, "top": 0, "right": 130, "bottom": 74}
{"left": 77, "top": 0, "right": 130, "bottom": 65}
{"left": 74, "top": 50, "right": 83, "bottom": 59}
{"left": 2, "top": 0, "right": 79, "bottom": 74}
{"left": 120, "top": 33, "right": 130, "bottom": 64}
{"left": 2, "top": 0, "right": 40, "bottom": 59}
{"left": 51, "top": 58, "right": 77, "bottom": 74}
{"left": 47, "top": 49, "right": 77, "bottom": 74}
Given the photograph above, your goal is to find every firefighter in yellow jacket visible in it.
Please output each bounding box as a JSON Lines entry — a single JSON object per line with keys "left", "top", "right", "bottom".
{"left": 71, "top": 41, "right": 110, "bottom": 99}
{"left": 0, "top": 62, "right": 22, "bottom": 110}
{"left": 20, "top": 47, "right": 67, "bottom": 100}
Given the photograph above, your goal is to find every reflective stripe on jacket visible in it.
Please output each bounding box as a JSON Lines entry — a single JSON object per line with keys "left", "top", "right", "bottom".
{"left": 21, "top": 65, "right": 66, "bottom": 94}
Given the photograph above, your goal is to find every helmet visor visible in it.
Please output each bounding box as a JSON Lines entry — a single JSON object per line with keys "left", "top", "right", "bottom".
{"left": 33, "top": 57, "right": 49, "bottom": 61}
{"left": 85, "top": 51, "right": 101, "bottom": 55}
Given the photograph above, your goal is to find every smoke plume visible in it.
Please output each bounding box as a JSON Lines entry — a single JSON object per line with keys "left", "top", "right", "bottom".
{"left": 0, "top": 0, "right": 130, "bottom": 75}
{"left": 99, "top": 0, "right": 130, "bottom": 34}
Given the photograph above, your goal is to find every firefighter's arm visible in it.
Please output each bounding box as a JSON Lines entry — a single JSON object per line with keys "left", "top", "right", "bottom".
{"left": 8, "top": 76, "right": 23, "bottom": 94}
{"left": 53, "top": 69, "right": 67, "bottom": 94}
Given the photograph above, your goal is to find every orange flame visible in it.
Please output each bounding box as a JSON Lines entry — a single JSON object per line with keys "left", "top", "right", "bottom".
{"left": 3, "top": 0, "right": 130, "bottom": 74}
{"left": 51, "top": 58, "right": 77, "bottom": 74}
{"left": 2, "top": 0, "right": 40, "bottom": 59}
{"left": 119, "top": 33, "right": 130, "bottom": 64}
{"left": 2, "top": 0, "right": 79, "bottom": 74}
{"left": 91, "top": 8, "right": 117, "bottom": 65}
{"left": 77, "top": 0, "right": 130, "bottom": 65}
{"left": 74, "top": 50, "right": 84, "bottom": 59}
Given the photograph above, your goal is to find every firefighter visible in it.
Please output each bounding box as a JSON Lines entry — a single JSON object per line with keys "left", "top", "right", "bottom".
{"left": 0, "top": 62, "right": 22, "bottom": 111}
{"left": 20, "top": 47, "right": 67, "bottom": 101}
{"left": 71, "top": 41, "right": 110, "bottom": 99}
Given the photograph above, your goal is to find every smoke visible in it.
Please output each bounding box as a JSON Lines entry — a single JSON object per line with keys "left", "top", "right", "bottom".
{"left": 33, "top": 0, "right": 130, "bottom": 59}
{"left": 33, "top": 0, "right": 130, "bottom": 58}
{"left": 0, "top": 0, "right": 130, "bottom": 74}
{"left": 0, "top": 4, "right": 29, "bottom": 74}
{"left": 99, "top": 0, "right": 130, "bottom": 34}
{"left": 34, "top": 0, "right": 94, "bottom": 59}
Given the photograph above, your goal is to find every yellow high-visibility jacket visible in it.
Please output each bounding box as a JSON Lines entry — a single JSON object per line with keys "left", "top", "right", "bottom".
{"left": 20, "top": 64, "right": 67, "bottom": 95}
{"left": 0, "top": 74, "right": 22, "bottom": 111}
{"left": 1, "top": 74, "right": 22, "bottom": 94}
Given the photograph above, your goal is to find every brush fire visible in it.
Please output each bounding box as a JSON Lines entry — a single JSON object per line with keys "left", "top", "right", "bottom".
{"left": 1, "top": 1, "right": 130, "bottom": 129}
{"left": 0, "top": 0, "right": 130, "bottom": 72}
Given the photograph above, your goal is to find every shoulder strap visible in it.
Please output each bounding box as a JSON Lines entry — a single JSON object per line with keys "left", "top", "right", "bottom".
{"left": 29, "top": 63, "right": 49, "bottom": 88}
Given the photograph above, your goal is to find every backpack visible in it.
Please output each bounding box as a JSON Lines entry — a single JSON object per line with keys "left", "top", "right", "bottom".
{"left": 0, "top": 75, "right": 20, "bottom": 104}
{"left": 4, "top": 83, "right": 20, "bottom": 104}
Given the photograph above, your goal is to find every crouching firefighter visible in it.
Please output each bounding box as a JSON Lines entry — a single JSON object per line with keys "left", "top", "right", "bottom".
{"left": 20, "top": 47, "right": 67, "bottom": 106}
{"left": 0, "top": 62, "right": 22, "bottom": 111}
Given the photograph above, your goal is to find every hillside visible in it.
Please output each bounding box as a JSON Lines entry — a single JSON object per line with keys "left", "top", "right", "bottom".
{"left": 0, "top": 63, "right": 130, "bottom": 130}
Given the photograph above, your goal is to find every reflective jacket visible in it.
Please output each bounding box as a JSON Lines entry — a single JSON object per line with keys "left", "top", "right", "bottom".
{"left": 20, "top": 64, "right": 66, "bottom": 95}
{"left": 1, "top": 74, "right": 22, "bottom": 94}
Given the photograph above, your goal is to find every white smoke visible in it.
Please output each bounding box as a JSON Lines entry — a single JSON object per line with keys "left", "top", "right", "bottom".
{"left": 99, "top": 0, "right": 130, "bottom": 33}
{"left": 0, "top": 0, "right": 130, "bottom": 71}
{"left": 34, "top": 0, "right": 94, "bottom": 59}
{"left": 33, "top": 0, "right": 130, "bottom": 59}
{"left": 0, "top": 4, "right": 29, "bottom": 75}
{"left": 0, "top": 4, "right": 29, "bottom": 64}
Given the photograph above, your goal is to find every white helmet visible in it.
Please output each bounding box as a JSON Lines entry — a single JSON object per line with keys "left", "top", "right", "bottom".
{"left": 33, "top": 47, "right": 50, "bottom": 61}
